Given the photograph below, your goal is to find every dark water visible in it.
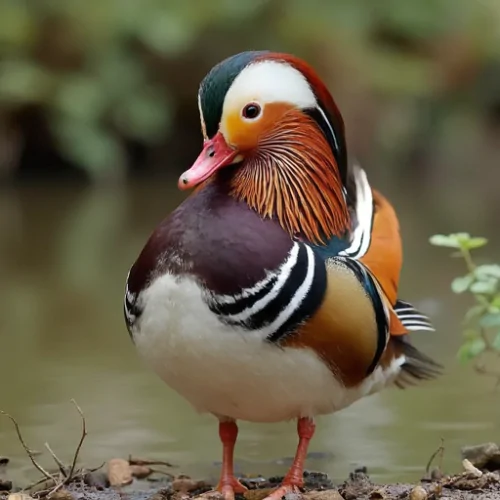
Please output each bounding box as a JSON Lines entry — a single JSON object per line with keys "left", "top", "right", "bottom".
{"left": 0, "top": 179, "right": 498, "bottom": 487}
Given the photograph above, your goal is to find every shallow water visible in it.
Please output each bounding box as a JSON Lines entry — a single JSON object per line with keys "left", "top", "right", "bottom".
{"left": 0, "top": 179, "right": 498, "bottom": 487}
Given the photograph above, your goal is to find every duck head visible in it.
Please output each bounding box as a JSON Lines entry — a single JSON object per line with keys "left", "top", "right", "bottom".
{"left": 179, "top": 51, "right": 351, "bottom": 244}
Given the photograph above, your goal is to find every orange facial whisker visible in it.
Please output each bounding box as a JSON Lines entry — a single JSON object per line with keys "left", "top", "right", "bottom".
{"left": 230, "top": 111, "right": 350, "bottom": 244}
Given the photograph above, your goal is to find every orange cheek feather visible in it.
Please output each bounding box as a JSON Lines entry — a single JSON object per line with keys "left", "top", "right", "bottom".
{"left": 223, "top": 103, "right": 296, "bottom": 151}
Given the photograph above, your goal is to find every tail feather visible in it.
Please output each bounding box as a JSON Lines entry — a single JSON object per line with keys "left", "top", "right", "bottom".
{"left": 394, "top": 299, "right": 435, "bottom": 332}
{"left": 392, "top": 337, "right": 443, "bottom": 388}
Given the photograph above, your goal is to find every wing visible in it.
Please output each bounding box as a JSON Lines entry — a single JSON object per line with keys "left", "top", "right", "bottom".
{"left": 340, "top": 164, "right": 435, "bottom": 336}
{"left": 284, "top": 163, "right": 440, "bottom": 387}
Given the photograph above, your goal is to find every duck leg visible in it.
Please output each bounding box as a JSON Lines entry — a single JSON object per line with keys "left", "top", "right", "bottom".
{"left": 263, "top": 417, "right": 315, "bottom": 500}
{"left": 216, "top": 420, "right": 248, "bottom": 500}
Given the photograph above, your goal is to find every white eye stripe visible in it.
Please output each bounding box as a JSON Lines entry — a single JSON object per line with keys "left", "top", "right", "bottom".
{"left": 198, "top": 93, "right": 208, "bottom": 140}
{"left": 223, "top": 60, "right": 317, "bottom": 112}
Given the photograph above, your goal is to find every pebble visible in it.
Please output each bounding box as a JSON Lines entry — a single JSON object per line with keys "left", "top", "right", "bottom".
{"left": 0, "top": 480, "right": 12, "bottom": 491}
{"left": 461, "top": 442, "right": 500, "bottom": 469}
{"left": 7, "top": 494, "right": 34, "bottom": 500}
{"left": 462, "top": 458, "right": 482, "bottom": 478}
{"left": 408, "top": 485, "right": 427, "bottom": 500}
{"left": 107, "top": 458, "right": 133, "bottom": 487}
{"left": 47, "top": 488, "right": 75, "bottom": 500}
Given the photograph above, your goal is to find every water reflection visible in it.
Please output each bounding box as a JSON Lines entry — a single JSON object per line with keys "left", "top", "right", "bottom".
{"left": 0, "top": 180, "right": 498, "bottom": 487}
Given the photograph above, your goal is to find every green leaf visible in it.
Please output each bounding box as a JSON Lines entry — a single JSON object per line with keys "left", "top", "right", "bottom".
{"left": 490, "top": 295, "right": 500, "bottom": 311}
{"left": 138, "top": 10, "right": 196, "bottom": 55}
{"left": 475, "top": 264, "right": 500, "bottom": 279}
{"left": 462, "top": 328, "right": 480, "bottom": 340}
{"left": 51, "top": 115, "right": 125, "bottom": 180}
{"left": 0, "top": 59, "right": 52, "bottom": 104}
{"left": 464, "top": 304, "right": 486, "bottom": 323}
{"left": 462, "top": 237, "right": 488, "bottom": 250}
{"left": 429, "top": 234, "right": 462, "bottom": 248}
{"left": 479, "top": 313, "right": 500, "bottom": 328}
{"left": 451, "top": 275, "right": 473, "bottom": 293}
{"left": 470, "top": 280, "right": 497, "bottom": 295}
{"left": 53, "top": 76, "right": 106, "bottom": 123}
{"left": 457, "top": 338, "right": 486, "bottom": 363}
{"left": 431, "top": 232, "right": 487, "bottom": 251}
{"left": 113, "top": 88, "right": 171, "bottom": 143}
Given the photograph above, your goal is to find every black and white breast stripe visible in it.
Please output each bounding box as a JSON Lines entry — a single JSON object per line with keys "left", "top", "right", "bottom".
{"left": 206, "top": 242, "right": 327, "bottom": 343}
{"left": 124, "top": 271, "right": 142, "bottom": 338}
{"left": 339, "top": 165, "right": 374, "bottom": 260}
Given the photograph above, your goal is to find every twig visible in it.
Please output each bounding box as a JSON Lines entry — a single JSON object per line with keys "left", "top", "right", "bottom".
{"left": 66, "top": 399, "right": 87, "bottom": 483}
{"left": 460, "top": 247, "right": 476, "bottom": 275}
{"left": 128, "top": 456, "right": 177, "bottom": 468}
{"left": 425, "top": 437, "right": 445, "bottom": 475}
{"left": 89, "top": 462, "right": 106, "bottom": 473}
{"left": 479, "top": 328, "right": 495, "bottom": 352}
{"left": 44, "top": 443, "right": 67, "bottom": 478}
{"left": 0, "top": 411, "right": 53, "bottom": 480}
{"left": 25, "top": 477, "right": 57, "bottom": 494}
{"left": 149, "top": 468, "right": 175, "bottom": 479}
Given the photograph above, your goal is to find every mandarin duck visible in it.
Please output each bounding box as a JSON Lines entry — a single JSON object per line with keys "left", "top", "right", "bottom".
{"left": 124, "top": 51, "right": 441, "bottom": 500}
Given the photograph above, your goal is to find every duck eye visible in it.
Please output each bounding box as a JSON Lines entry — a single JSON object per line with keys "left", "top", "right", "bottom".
{"left": 242, "top": 103, "right": 261, "bottom": 120}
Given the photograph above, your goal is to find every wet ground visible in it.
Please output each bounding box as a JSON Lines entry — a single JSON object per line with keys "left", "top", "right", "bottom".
{"left": 1, "top": 449, "right": 500, "bottom": 500}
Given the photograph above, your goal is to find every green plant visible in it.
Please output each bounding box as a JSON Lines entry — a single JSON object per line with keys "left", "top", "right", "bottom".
{"left": 430, "top": 233, "right": 500, "bottom": 384}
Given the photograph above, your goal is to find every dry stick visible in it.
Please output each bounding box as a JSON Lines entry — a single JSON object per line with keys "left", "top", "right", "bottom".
{"left": 44, "top": 443, "right": 67, "bottom": 478}
{"left": 0, "top": 411, "right": 53, "bottom": 481}
{"left": 149, "top": 468, "right": 175, "bottom": 479}
{"left": 46, "top": 399, "right": 88, "bottom": 497}
{"left": 128, "top": 456, "right": 177, "bottom": 468}
{"left": 425, "top": 437, "right": 445, "bottom": 475}
{"left": 34, "top": 401, "right": 88, "bottom": 498}
{"left": 66, "top": 399, "right": 87, "bottom": 483}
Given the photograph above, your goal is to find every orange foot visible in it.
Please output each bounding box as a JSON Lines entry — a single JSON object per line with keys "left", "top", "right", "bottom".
{"left": 216, "top": 476, "right": 248, "bottom": 500}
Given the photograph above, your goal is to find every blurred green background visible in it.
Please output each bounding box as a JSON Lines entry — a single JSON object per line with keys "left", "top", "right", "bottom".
{"left": 1, "top": 0, "right": 500, "bottom": 488}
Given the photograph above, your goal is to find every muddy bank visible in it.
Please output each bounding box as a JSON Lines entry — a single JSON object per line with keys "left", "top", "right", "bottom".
{"left": 2, "top": 445, "right": 500, "bottom": 500}
{"left": 2, "top": 467, "right": 500, "bottom": 500}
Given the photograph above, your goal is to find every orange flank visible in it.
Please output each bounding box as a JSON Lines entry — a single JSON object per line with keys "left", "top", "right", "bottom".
{"left": 360, "top": 190, "right": 407, "bottom": 336}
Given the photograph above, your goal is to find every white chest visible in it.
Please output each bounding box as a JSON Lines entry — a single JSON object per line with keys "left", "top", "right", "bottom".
{"left": 131, "top": 273, "right": 394, "bottom": 423}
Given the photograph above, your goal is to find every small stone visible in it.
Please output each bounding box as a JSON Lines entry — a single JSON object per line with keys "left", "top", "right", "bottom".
{"left": 304, "top": 490, "right": 344, "bottom": 500}
{"left": 172, "top": 475, "right": 206, "bottom": 493}
{"left": 107, "top": 458, "right": 133, "bottom": 487}
{"left": 240, "top": 476, "right": 268, "bottom": 489}
{"left": 303, "top": 471, "right": 334, "bottom": 490}
{"left": 429, "top": 467, "right": 443, "bottom": 481}
{"left": 462, "top": 458, "right": 482, "bottom": 478}
{"left": 461, "top": 442, "right": 500, "bottom": 468}
{"left": 84, "top": 470, "right": 110, "bottom": 489}
{"left": 47, "top": 489, "right": 75, "bottom": 500}
{"left": 243, "top": 489, "right": 275, "bottom": 500}
{"left": 0, "top": 481, "right": 12, "bottom": 492}
{"left": 408, "top": 485, "right": 427, "bottom": 500}
{"left": 283, "top": 492, "right": 303, "bottom": 500}
{"left": 8, "top": 494, "right": 34, "bottom": 500}
{"left": 193, "top": 492, "right": 224, "bottom": 500}
{"left": 147, "top": 488, "right": 172, "bottom": 500}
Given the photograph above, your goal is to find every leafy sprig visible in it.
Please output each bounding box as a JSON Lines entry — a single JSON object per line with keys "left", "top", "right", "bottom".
{"left": 430, "top": 233, "right": 500, "bottom": 383}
